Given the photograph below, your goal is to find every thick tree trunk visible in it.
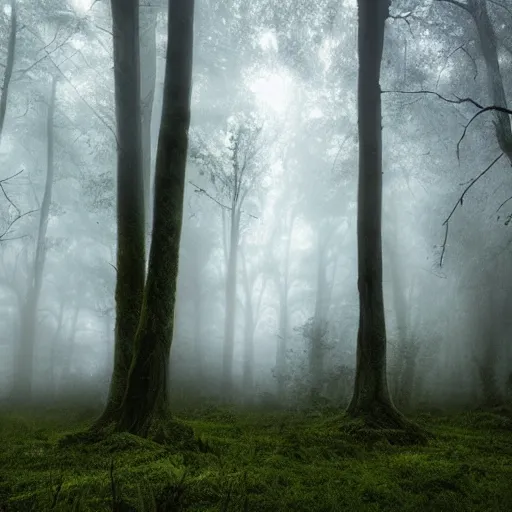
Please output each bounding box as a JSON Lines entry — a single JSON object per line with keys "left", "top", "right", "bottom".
{"left": 11, "top": 77, "right": 57, "bottom": 403}
{"left": 0, "top": 0, "right": 16, "bottom": 143}
{"left": 115, "top": 0, "right": 194, "bottom": 437}
{"left": 94, "top": 0, "right": 145, "bottom": 429}
{"left": 347, "top": 0, "right": 408, "bottom": 428}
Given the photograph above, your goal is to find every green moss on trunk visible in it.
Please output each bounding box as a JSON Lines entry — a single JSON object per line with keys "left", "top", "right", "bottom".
{"left": 113, "top": 0, "right": 195, "bottom": 438}
{"left": 93, "top": 0, "right": 145, "bottom": 430}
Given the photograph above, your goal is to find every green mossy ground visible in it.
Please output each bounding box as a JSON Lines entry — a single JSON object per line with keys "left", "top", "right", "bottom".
{"left": 1, "top": 405, "right": 512, "bottom": 511}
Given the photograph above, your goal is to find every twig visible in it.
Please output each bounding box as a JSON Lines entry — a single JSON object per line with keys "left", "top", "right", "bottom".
{"left": 497, "top": 194, "right": 512, "bottom": 212}
{"left": 188, "top": 181, "right": 258, "bottom": 219}
{"left": 0, "top": 208, "right": 39, "bottom": 241}
{"left": 189, "top": 180, "right": 231, "bottom": 211}
{"left": 439, "top": 153, "right": 504, "bottom": 266}
{"left": 443, "top": 153, "right": 503, "bottom": 226}
{"left": 389, "top": 12, "right": 416, "bottom": 37}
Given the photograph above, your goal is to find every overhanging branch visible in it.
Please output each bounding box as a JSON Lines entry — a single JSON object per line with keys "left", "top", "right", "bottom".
{"left": 439, "top": 153, "right": 504, "bottom": 266}
{"left": 382, "top": 89, "right": 512, "bottom": 159}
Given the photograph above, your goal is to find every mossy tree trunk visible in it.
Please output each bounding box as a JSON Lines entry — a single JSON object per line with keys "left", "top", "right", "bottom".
{"left": 347, "top": 0, "right": 408, "bottom": 427}
{"left": 93, "top": 0, "right": 145, "bottom": 429}
{"left": 11, "top": 76, "right": 57, "bottom": 403}
{"left": 114, "top": 0, "right": 195, "bottom": 436}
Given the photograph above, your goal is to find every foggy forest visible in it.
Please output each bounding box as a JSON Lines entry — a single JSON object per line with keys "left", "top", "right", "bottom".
{"left": 1, "top": 0, "right": 512, "bottom": 510}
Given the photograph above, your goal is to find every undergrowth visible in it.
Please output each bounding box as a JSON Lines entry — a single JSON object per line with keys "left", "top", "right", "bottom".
{"left": 0, "top": 405, "right": 511, "bottom": 510}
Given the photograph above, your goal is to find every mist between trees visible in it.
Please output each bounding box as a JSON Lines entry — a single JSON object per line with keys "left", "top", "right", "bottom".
{"left": 0, "top": 0, "right": 512, "bottom": 437}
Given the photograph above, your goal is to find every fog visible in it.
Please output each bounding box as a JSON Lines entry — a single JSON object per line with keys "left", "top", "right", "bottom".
{"left": 0, "top": 0, "right": 511, "bottom": 414}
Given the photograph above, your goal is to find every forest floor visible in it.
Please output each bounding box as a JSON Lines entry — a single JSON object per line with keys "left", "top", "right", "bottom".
{"left": 0, "top": 404, "right": 512, "bottom": 511}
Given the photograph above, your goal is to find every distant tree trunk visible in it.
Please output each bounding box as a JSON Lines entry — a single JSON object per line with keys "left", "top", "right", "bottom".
{"left": 476, "top": 289, "right": 503, "bottom": 406}
{"left": 115, "top": 0, "right": 195, "bottom": 437}
{"left": 192, "top": 265, "right": 204, "bottom": 382}
{"left": 59, "top": 305, "right": 80, "bottom": 390}
{"left": 222, "top": 205, "right": 241, "bottom": 398}
{"left": 276, "top": 212, "right": 295, "bottom": 399}
{"left": 240, "top": 249, "right": 266, "bottom": 400}
{"left": 309, "top": 225, "right": 337, "bottom": 401}
{"left": 241, "top": 251, "right": 254, "bottom": 395}
{"left": 140, "top": 5, "right": 158, "bottom": 239}
{"left": 347, "top": 0, "right": 409, "bottom": 428}
{"left": 93, "top": 0, "right": 145, "bottom": 429}
{"left": 309, "top": 232, "right": 328, "bottom": 398}
{"left": 11, "top": 76, "right": 57, "bottom": 403}
{"left": 0, "top": 0, "right": 16, "bottom": 143}
{"left": 385, "top": 216, "right": 418, "bottom": 408}
{"left": 469, "top": 0, "right": 512, "bottom": 163}
{"left": 48, "top": 300, "right": 65, "bottom": 398}
{"left": 439, "top": 0, "right": 512, "bottom": 163}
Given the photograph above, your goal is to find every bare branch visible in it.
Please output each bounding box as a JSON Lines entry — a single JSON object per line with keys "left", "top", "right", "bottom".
{"left": 0, "top": 169, "right": 24, "bottom": 184}
{"left": 496, "top": 194, "right": 512, "bottom": 212}
{"left": 443, "top": 153, "right": 504, "bottom": 227}
{"left": 436, "top": 44, "right": 477, "bottom": 88}
{"left": 0, "top": 208, "right": 38, "bottom": 241}
{"left": 189, "top": 180, "right": 231, "bottom": 211}
{"left": 389, "top": 12, "right": 416, "bottom": 37}
{"left": 439, "top": 153, "right": 504, "bottom": 265}
{"left": 382, "top": 89, "right": 512, "bottom": 158}
{"left": 188, "top": 181, "right": 258, "bottom": 219}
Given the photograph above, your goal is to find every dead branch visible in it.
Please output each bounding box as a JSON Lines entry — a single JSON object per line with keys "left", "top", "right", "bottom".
{"left": 436, "top": 44, "right": 477, "bottom": 88}
{"left": 188, "top": 180, "right": 258, "bottom": 219}
{"left": 0, "top": 208, "right": 38, "bottom": 241}
{"left": 382, "top": 89, "right": 512, "bottom": 159}
{"left": 439, "top": 153, "right": 504, "bottom": 266}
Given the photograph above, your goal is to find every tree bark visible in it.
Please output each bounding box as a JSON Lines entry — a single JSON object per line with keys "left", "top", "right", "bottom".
{"left": 93, "top": 0, "right": 145, "bottom": 429}
{"left": 347, "top": 0, "right": 408, "bottom": 427}
{"left": 11, "top": 76, "right": 57, "bottom": 402}
{"left": 115, "top": 0, "right": 194, "bottom": 437}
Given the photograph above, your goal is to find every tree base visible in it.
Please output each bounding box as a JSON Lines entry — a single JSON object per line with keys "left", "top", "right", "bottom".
{"left": 345, "top": 400, "right": 431, "bottom": 446}
{"left": 58, "top": 416, "right": 196, "bottom": 450}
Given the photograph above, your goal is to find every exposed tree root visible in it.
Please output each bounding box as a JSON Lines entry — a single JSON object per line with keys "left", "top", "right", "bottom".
{"left": 58, "top": 414, "right": 196, "bottom": 451}
{"left": 345, "top": 401, "right": 432, "bottom": 446}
